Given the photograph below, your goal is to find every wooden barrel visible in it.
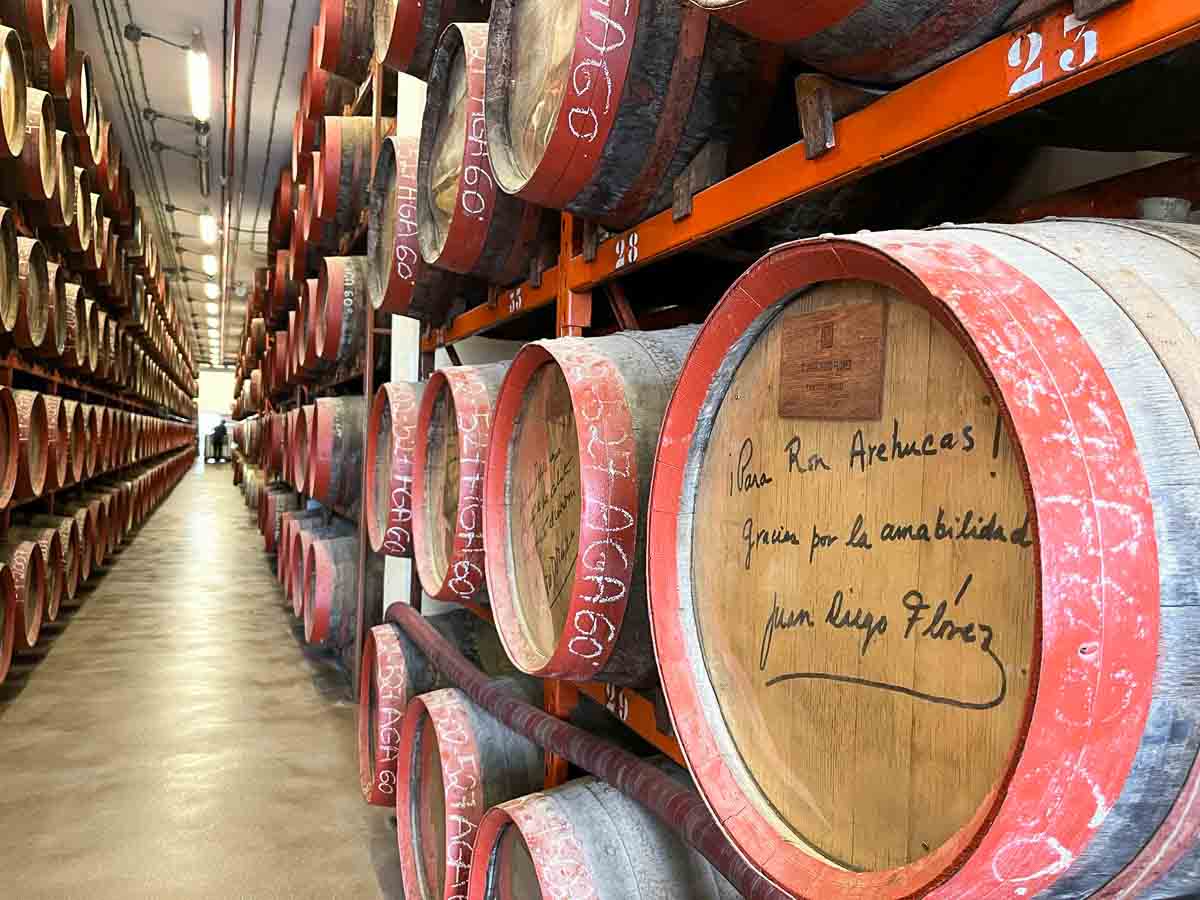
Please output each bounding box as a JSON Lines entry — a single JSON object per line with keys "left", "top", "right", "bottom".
{"left": 30, "top": 127, "right": 73, "bottom": 228}
{"left": 357, "top": 609, "right": 513, "bottom": 806}
{"left": 1, "top": 539, "right": 45, "bottom": 651}
{"left": 39, "top": 261, "right": 66, "bottom": 359}
{"left": 303, "top": 533, "right": 363, "bottom": 646}
{"left": 40, "top": 394, "right": 67, "bottom": 491}
{"left": 65, "top": 165, "right": 91, "bottom": 253}
{"left": 317, "top": 0, "right": 375, "bottom": 82}
{"left": 315, "top": 256, "right": 369, "bottom": 369}
{"left": 318, "top": 116, "right": 374, "bottom": 235}
{"left": 56, "top": 395, "right": 83, "bottom": 484}
{"left": 396, "top": 684, "right": 543, "bottom": 900}
{"left": 310, "top": 395, "right": 366, "bottom": 511}
{"left": 483, "top": 327, "right": 697, "bottom": 685}
{"left": 306, "top": 31, "right": 357, "bottom": 120}
{"left": 9, "top": 526, "right": 62, "bottom": 623}
{"left": 369, "top": 114, "right": 484, "bottom": 322}
{"left": 687, "top": 0, "right": 1018, "bottom": 83}
{"left": 13, "top": 236, "right": 47, "bottom": 350}
{"left": 0, "top": 0, "right": 61, "bottom": 54}
{"left": 0, "top": 27, "right": 26, "bottom": 160}
{"left": 60, "top": 282, "right": 86, "bottom": 370}
{"left": 262, "top": 486, "right": 301, "bottom": 555}
{"left": 6, "top": 86, "right": 55, "bottom": 205}
{"left": 272, "top": 165, "right": 296, "bottom": 245}
{"left": 28, "top": 514, "right": 80, "bottom": 605}
{"left": 25, "top": 0, "right": 71, "bottom": 100}
{"left": 374, "top": 0, "right": 487, "bottom": 77}
{"left": 647, "top": 221, "right": 1200, "bottom": 898}
{"left": 0, "top": 563, "right": 13, "bottom": 683}
{"left": 466, "top": 765, "right": 740, "bottom": 900}
{"left": 11, "top": 390, "right": 46, "bottom": 502}
{"left": 279, "top": 508, "right": 325, "bottom": 591}
{"left": 293, "top": 403, "right": 314, "bottom": 493}
{"left": 365, "top": 381, "right": 422, "bottom": 557}
{"left": 413, "top": 362, "right": 509, "bottom": 605}
{"left": 58, "top": 49, "right": 92, "bottom": 146}
{"left": 417, "top": 24, "right": 544, "bottom": 286}
{"left": 290, "top": 518, "right": 355, "bottom": 618}
{"left": 484, "top": 0, "right": 767, "bottom": 228}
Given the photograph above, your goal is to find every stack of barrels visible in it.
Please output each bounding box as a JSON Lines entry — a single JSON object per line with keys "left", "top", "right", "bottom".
{"left": 228, "top": 0, "right": 1200, "bottom": 898}
{"left": 0, "top": 0, "right": 202, "bottom": 689}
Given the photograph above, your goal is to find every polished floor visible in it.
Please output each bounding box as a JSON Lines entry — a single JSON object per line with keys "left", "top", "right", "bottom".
{"left": 0, "top": 462, "right": 402, "bottom": 899}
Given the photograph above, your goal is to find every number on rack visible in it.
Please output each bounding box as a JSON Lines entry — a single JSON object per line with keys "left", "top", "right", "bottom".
{"left": 1060, "top": 14, "right": 1098, "bottom": 72}
{"left": 604, "top": 684, "right": 630, "bottom": 722}
{"left": 1007, "top": 32, "right": 1044, "bottom": 95}
{"left": 614, "top": 231, "right": 639, "bottom": 270}
{"left": 1007, "top": 10, "right": 1101, "bottom": 96}
{"left": 506, "top": 287, "right": 523, "bottom": 315}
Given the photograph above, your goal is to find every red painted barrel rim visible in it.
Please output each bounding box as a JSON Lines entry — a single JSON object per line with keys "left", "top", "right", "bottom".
{"left": 303, "top": 539, "right": 328, "bottom": 643}
{"left": 15, "top": 541, "right": 46, "bottom": 649}
{"left": 412, "top": 368, "right": 490, "bottom": 603}
{"left": 466, "top": 792, "right": 600, "bottom": 900}
{"left": 291, "top": 530, "right": 308, "bottom": 617}
{"left": 358, "top": 623, "right": 409, "bottom": 806}
{"left": 418, "top": 24, "right": 494, "bottom": 275}
{"left": 647, "top": 235, "right": 1158, "bottom": 897}
{"left": 371, "top": 134, "right": 424, "bottom": 315}
{"left": 378, "top": 0, "right": 419, "bottom": 71}
{"left": 366, "top": 382, "right": 420, "bottom": 557}
{"left": 396, "top": 688, "right": 485, "bottom": 899}
{"left": 484, "top": 342, "right": 638, "bottom": 679}
{"left": 486, "top": 0, "right": 637, "bottom": 208}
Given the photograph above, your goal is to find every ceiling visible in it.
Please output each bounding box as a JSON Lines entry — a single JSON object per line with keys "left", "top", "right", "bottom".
{"left": 74, "top": 0, "right": 322, "bottom": 369}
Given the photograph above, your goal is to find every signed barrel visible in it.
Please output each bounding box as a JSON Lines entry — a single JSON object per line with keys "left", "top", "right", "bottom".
{"left": 310, "top": 395, "right": 366, "bottom": 511}
{"left": 396, "top": 685, "right": 543, "bottom": 900}
{"left": 413, "top": 362, "right": 509, "bottom": 606}
{"left": 315, "top": 256, "right": 370, "bottom": 370}
{"left": 40, "top": 393, "right": 67, "bottom": 491}
{"left": 685, "top": 0, "right": 1018, "bottom": 83}
{"left": 28, "top": 514, "right": 80, "bottom": 604}
{"left": 318, "top": 116, "right": 374, "bottom": 233}
{"left": 649, "top": 221, "right": 1200, "bottom": 898}
{"left": 484, "top": 327, "right": 698, "bottom": 686}
{"left": 13, "top": 237, "right": 48, "bottom": 351}
{"left": 9, "top": 525, "right": 62, "bottom": 623}
{"left": 417, "top": 24, "right": 544, "bottom": 286}
{"left": 357, "top": 610, "right": 514, "bottom": 806}
{"left": 483, "top": 0, "right": 765, "bottom": 229}
{"left": 11, "top": 389, "right": 47, "bottom": 502}
{"left": 39, "top": 261, "right": 66, "bottom": 360}
{"left": 365, "top": 380, "right": 422, "bottom": 557}
{"left": 6, "top": 86, "right": 54, "bottom": 206}
{"left": 367, "top": 84, "right": 484, "bottom": 322}
{"left": 374, "top": 0, "right": 488, "bottom": 77}
{"left": 1, "top": 539, "right": 44, "bottom": 651}
{"left": 466, "top": 764, "right": 740, "bottom": 900}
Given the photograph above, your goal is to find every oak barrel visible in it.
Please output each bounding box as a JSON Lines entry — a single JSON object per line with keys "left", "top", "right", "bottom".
{"left": 413, "top": 362, "right": 509, "bottom": 605}
{"left": 417, "top": 23, "right": 544, "bottom": 286}
{"left": 6, "top": 86, "right": 54, "bottom": 205}
{"left": 365, "top": 380, "right": 422, "bottom": 557}
{"left": 9, "top": 526, "right": 62, "bottom": 623}
{"left": 466, "top": 765, "right": 739, "bottom": 900}
{"left": 484, "top": 327, "right": 698, "bottom": 686}
{"left": 367, "top": 79, "right": 484, "bottom": 322}
{"left": 13, "top": 236, "right": 47, "bottom": 350}
{"left": 484, "top": 0, "right": 766, "bottom": 228}
{"left": 303, "top": 534, "right": 361, "bottom": 646}
{"left": 315, "top": 256, "right": 370, "bottom": 369}
{"left": 0, "top": 564, "right": 15, "bottom": 683}
{"left": 357, "top": 610, "right": 514, "bottom": 806}
{"left": 648, "top": 222, "right": 1200, "bottom": 898}
{"left": 318, "top": 116, "right": 374, "bottom": 234}
{"left": 374, "top": 0, "right": 488, "bottom": 77}
{"left": 317, "top": 0, "right": 376, "bottom": 82}
{"left": 687, "top": 0, "right": 1019, "bottom": 83}
{"left": 0, "top": 27, "right": 26, "bottom": 159}
{"left": 1, "top": 539, "right": 44, "bottom": 651}
{"left": 309, "top": 395, "right": 366, "bottom": 511}
{"left": 11, "top": 389, "right": 46, "bottom": 502}
{"left": 396, "top": 684, "right": 543, "bottom": 900}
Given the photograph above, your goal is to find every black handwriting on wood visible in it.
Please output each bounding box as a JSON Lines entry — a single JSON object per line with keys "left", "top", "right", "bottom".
{"left": 786, "top": 437, "right": 831, "bottom": 475}
{"left": 730, "top": 438, "right": 774, "bottom": 496}
{"left": 742, "top": 517, "right": 803, "bottom": 570}
{"left": 759, "top": 593, "right": 815, "bottom": 671}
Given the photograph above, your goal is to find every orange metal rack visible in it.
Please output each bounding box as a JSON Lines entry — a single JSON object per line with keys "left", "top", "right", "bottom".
{"left": 365, "top": 0, "right": 1200, "bottom": 786}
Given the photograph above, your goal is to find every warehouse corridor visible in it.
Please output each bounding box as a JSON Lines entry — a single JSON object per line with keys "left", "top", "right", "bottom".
{"left": 0, "top": 463, "right": 401, "bottom": 900}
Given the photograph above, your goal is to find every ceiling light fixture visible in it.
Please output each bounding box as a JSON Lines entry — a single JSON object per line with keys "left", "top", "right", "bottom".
{"left": 199, "top": 209, "right": 218, "bottom": 244}
{"left": 188, "top": 30, "right": 211, "bottom": 122}
{"left": 204, "top": 282, "right": 220, "bottom": 300}
{"left": 202, "top": 254, "right": 218, "bottom": 276}
{"left": 205, "top": 302, "right": 219, "bottom": 315}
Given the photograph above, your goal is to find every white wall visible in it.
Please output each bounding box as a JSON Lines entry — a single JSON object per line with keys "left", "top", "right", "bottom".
{"left": 197, "top": 368, "right": 236, "bottom": 415}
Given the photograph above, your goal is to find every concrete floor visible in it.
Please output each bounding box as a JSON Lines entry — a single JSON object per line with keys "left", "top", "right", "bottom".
{"left": 0, "top": 462, "right": 403, "bottom": 899}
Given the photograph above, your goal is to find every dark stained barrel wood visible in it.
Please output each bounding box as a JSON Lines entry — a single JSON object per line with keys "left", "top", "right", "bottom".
{"left": 0, "top": 207, "right": 19, "bottom": 336}
{"left": 310, "top": 395, "right": 366, "bottom": 511}
{"left": 413, "top": 362, "right": 509, "bottom": 606}
{"left": 484, "top": 327, "right": 697, "bottom": 686}
{"left": 365, "top": 381, "right": 422, "bottom": 557}
{"left": 397, "top": 685, "right": 543, "bottom": 900}
{"left": 467, "top": 765, "right": 740, "bottom": 900}
{"left": 58, "top": 50, "right": 93, "bottom": 145}
{"left": 306, "top": 26, "right": 357, "bottom": 120}
{"left": 373, "top": 0, "right": 488, "bottom": 78}
{"left": 318, "top": 116, "right": 374, "bottom": 233}
{"left": 688, "top": 0, "right": 1019, "bottom": 83}
{"left": 315, "top": 256, "right": 370, "bottom": 369}
{"left": 484, "top": 0, "right": 768, "bottom": 229}
{"left": 357, "top": 610, "right": 514, "bottom": 806}
{"left": 417, "top": 23, "right": 544, "bottom": 286}
{"left": 368, "top": 105, "right": 484, "bottom": 322}
{"left": 25, "top": 1, "right": 71, "bottom": 101}
{"left": 39, "top": 261, "right": 66, "bottom": 358}
{"left": 317, "top": 0, "right": 376, "bottom": 82}
{"left": 0, "top": 0, "right": 60, "bottom": 53}
{"left": 648, "top": 221, "right": 1200, "bottom": 898}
